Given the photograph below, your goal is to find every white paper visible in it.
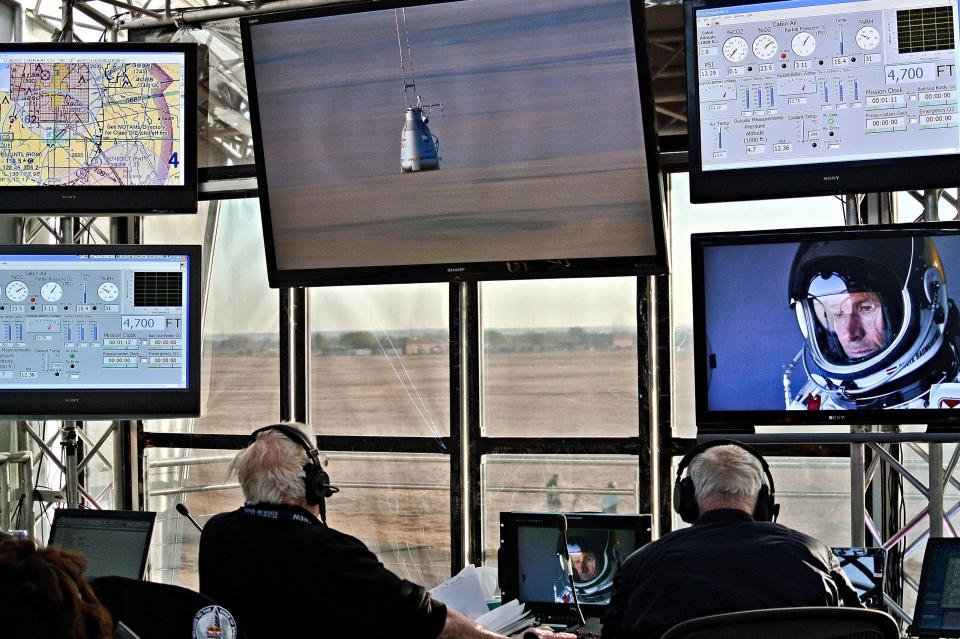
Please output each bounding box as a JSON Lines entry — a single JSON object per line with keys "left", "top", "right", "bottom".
{"left": 475, "top": 598, "right": 533, "bottom": 634}
{"left": 428, "top": 564, "right": 490, "bottom": 620}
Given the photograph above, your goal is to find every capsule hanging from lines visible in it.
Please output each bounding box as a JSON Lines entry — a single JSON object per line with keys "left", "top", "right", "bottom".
{"left": 396, "top": 7, "right": 442, "bottom": 173}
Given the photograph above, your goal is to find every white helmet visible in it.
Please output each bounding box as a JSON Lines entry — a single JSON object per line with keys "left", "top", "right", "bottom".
{"left": 789, "top": 236, "right": 958, "bottom": 407}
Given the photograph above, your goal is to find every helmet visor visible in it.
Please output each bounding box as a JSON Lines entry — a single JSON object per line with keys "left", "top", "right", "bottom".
{"left": 802, "top": 273, "right": 900, "bottom": 365}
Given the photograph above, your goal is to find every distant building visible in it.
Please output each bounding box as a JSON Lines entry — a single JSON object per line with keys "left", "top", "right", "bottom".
{"left": 612, "top": 332, "right": 634, "bottom": 349}
{"left": 404, "top": 338, "right": 443, "bottom": 355}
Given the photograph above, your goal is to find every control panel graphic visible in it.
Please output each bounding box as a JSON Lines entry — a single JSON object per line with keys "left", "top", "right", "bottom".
{"left": 695, "top": 0, "right": 960, "bottom": 171}
{"left": 0, "top": 254, "right": 189, "bottom": 389}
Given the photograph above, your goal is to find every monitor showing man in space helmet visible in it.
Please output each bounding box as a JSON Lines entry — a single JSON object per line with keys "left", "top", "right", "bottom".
{"left": 785, "top": 236, "right": 960, "bottom": 410}
{"left": 553, "top": 529, "right": 625, "bottom": 605}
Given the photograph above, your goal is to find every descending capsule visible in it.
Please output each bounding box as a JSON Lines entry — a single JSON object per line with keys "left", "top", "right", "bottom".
{"left": 400, "top": 106, "right": 439, "bottom": 172}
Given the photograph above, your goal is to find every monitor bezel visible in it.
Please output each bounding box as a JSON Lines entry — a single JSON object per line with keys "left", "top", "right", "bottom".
{"left": 692, "top": 221, "right": 960, "bottom": 434}
{"left": 0, "top": 42, "right": 198, "bottom": 215}
{"left": 683, "top": 0, "right": 960, "bottom": 204}
{"left": 498, "top": 510, "right": 653, "bottom": 620}
{"left": 0, "top": 243, "right": 201, "bottom": 419}
{"left": 240, "top": 0, "right": 667, "bottom": 287}
{"left": 48, "top": 508, "right": 157, "bottom": 580}
{"left": 909, "top": 537, "right": 960, "bottom": 638}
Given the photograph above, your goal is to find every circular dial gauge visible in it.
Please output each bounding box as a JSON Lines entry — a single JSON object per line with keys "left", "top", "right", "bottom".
{"left": 753, "top": 34, "right": 779, "bottom": 59}
{"left": 40, "top": 282, "right": 63, "bottom": 302}
{"left": 5, "top": 281, "right": 28, "bottom": 301}
{"left": 97, "top": 281, "right": 119, "bottom": 302}
{"left": 791, "top": 31, "right": 816, "bottom": 56}
{"left": 856, "top": 26, "right": 881, "bottom": 50}
{"left": 722, "top": 36, "right": 749, "bottom": 62}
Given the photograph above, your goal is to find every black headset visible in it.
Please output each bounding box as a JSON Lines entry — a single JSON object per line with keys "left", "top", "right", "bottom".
{"left": 673, "top": 439, "right": 780, "bottom": 524}
{"left": 247, "top": 424, "right": 339, "bottom": 519}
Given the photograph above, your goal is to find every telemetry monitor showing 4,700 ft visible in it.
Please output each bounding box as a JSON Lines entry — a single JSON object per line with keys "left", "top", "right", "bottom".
{"left": 693, "top": 0, "right": 960, "bottom": 171}
{"left": 0, "top": 252, "right": 190, "bottom": 390}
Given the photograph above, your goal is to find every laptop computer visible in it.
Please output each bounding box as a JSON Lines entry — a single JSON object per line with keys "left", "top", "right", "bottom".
{"left": 831, "top": 546, "right": 887, "bottom": 609}
{"left": 910, "top": 538, "right": 960, "bottom": 637}
{"left": 48, "top": 508, "right": 156, "bottom": 579}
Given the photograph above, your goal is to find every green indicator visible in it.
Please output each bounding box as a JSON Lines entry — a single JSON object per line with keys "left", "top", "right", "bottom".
{"left": 69, "top": 353, "right": 75, "bottom": 358}
{"left": 828, "top": 118, "right": 835, "bottom": 124}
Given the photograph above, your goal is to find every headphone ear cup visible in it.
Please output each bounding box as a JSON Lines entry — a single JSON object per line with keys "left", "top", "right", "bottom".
{"left": 303, "top": 462, "right": 333, "bottom": 506}
{"left": 754, "top": 484, "right": 772, "bottom": 522}
{"left": 674, "top": 477, "right": 699, "bottom": 524}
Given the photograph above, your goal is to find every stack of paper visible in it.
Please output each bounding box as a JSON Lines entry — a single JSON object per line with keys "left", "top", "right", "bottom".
{"left": 475, "top": 598, "right": 536, "bottom": 635}
{"left": 429, "top": 565, "right": 536, "bottom": 635}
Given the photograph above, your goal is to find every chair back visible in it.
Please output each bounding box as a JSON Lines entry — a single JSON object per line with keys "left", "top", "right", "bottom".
{"left": 659, "top": 607, "right": 899, "bottom": 639}
{"left": 91, "top": 575, "right": 246, "bottom": 639}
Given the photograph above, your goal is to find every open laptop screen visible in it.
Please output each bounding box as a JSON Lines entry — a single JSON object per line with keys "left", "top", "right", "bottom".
{"left": 48, "top": 508, "right": 155, "bottom": 579}
{"left": 911, "top": 538, "right": 960, "bottom": 637}
{"left": 831, "top": 547, "right": 886, "bottom": 609}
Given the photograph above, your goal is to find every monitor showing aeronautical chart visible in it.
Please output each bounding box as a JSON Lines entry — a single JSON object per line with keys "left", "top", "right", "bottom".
{"left": 0, "top": 43, "right": 197, "bottom": 213}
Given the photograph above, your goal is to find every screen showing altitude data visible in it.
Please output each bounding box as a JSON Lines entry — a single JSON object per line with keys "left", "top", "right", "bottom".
{"left": 693, "top": 0, "right": 960, "bottom": 171}
{"left": 0, "top": 50, "right": 187, "bottom": 187}
{"left": 0, "top": 253, "right": 190, "bottom": 389}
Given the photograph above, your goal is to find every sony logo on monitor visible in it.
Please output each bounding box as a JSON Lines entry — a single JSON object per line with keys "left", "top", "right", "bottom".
{"left": 823, "top": 176, "right": 840, "bottom": 181}
{"left": 64, "top": 398, "right": 80, "bottom": 403}
{"left": 61, "top": 194, "right": 77, "bottom": 199}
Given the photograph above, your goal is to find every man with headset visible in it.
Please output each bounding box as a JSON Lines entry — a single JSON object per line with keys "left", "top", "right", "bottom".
{"left": 601, "top": 441, "right": 861, "bottom": 639}
{"left": 199, "top": 423, "right": 574, "bottom": 639}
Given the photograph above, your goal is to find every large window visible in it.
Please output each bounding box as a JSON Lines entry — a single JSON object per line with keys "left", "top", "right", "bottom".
{"left": 482, "top": 278, "right": 640, "bottom": 439}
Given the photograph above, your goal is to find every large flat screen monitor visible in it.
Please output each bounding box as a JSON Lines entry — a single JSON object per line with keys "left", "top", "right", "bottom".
{"left": 0, "top": 43, "right": 197, "bottom": 214}
{"left": 0, "top": 245, "right": 200, "bottom": 418}
{"left": 499, "top": 511, "right": 652, "bottom": 622}
{"left": 685, "top": 0, "right": 960, "bottom": 203}
{"left": 692, "top": 223, "right": 960, "bottom": 433}
{"left": 241, "top": 0, "right": 666, "bottom": 286}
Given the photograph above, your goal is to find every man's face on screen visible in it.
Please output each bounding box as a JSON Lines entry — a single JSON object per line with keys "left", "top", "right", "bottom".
{"left": 571, "top": 550, "right": 599, "bottom": 581}
{"left": 816, "top": 291, "right": 887, "bottom": 360}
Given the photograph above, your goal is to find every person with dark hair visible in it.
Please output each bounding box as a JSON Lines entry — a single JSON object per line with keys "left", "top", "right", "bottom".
{"left": 0, "top": 537, "right": 114, "bottom": 639}
{"left": 786, "top": 236, "right": 960, "bottom": 409}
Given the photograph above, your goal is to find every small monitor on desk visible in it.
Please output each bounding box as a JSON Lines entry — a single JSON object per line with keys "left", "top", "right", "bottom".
{"left": 48, "top": 508, "right": 155, "bottom": 579}
{"left": 499, "top": 512, "right": 652, "bottom": 623}
{"left": 910, "top": 538, "right": 960, "bottom": 637}
{"left": 831, "top": 546, "right": 886, "bottom": 609}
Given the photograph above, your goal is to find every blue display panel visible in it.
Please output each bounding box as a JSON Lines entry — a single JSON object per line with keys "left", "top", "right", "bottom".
{"left": 685, "top": 0, "right": 960, "bottom": 202}
{"left": 0, "top": 245, "right": 199, "bottom": 419}
{"left": 695, "top": 0, "right": 960, "bottom": 170}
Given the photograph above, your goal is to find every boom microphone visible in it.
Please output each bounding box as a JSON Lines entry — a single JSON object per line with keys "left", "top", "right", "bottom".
{"left": 176, "top": 503, "right": 203, "bottom": 533}
{"left": 557, "top": 513, "right": 586, "bottom": 627}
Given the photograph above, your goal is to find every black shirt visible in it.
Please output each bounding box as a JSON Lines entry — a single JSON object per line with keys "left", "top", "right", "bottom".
{"left": 601, "top": 509, "right": 862, "bottom": 639}
{"left": 199, "top": 503, "right": 448, "bottom": 639}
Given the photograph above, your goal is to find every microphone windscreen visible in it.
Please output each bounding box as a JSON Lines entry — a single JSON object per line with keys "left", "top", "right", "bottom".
{"left": 175, "top": 503, "right": 189, "bottom": 516}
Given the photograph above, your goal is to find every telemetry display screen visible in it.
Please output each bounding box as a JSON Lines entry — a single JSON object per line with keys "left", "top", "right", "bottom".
{"left": 694, "top": 0, "right": 960, "bottom": 171}
{"left": 0, "top": 253, "right": 189, "bottom": 389}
